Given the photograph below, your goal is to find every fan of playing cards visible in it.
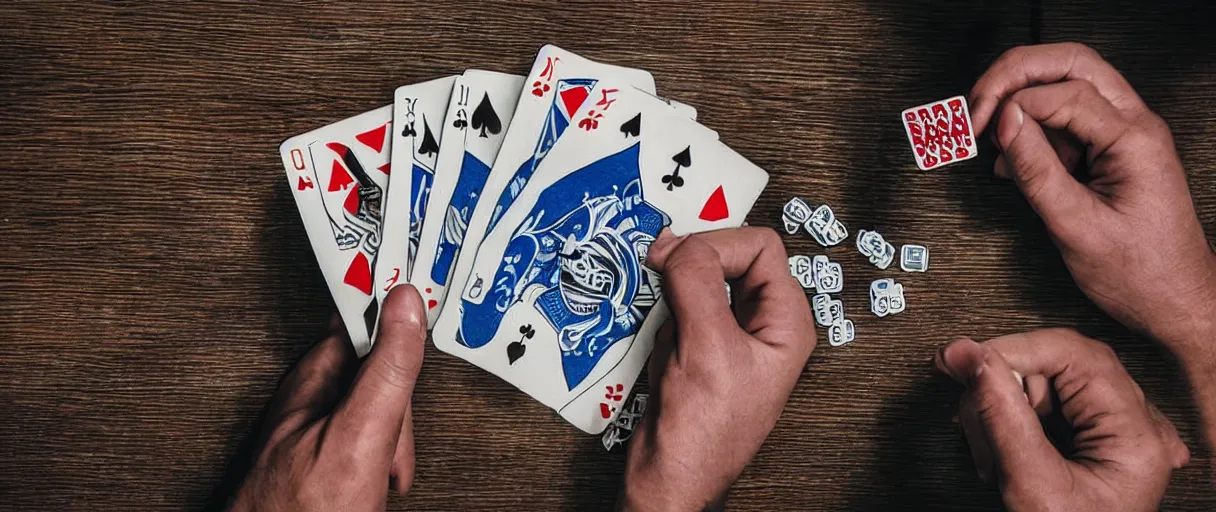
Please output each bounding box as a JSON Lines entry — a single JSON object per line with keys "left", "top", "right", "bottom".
{"left": 279, "top": 45, "right": 770, "bottom": 434}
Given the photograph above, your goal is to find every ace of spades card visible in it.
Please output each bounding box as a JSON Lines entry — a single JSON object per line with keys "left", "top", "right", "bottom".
{"left": 430, "top": 83, "right": 768, "bottom": 433}
{"left": 901, "top": 95, "right": 978, "bottom": 171}
{"left": 376, "top": 75, "right": 457, "bottom": 311}
{"left": 280, "top": 106, "right": 393, "bottom": 356}
{"left": 410, "top": 70, "right": 524, "bottom": 325}
{"left": 440, "top": 46, "right": 658, "bottom": 333}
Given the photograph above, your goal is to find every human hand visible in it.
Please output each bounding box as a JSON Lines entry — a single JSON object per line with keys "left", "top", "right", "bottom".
{"left": 620, "top": 228, "right": 817, "bottom": 511}
{"left": 970, "top": 43, "right": 1216, "bottom": 351}
{"left": 936, "top": 329, "right": 1189, "bottom": 512}
{"left": 227, "top": 285, "right": 427, "bottom": 512}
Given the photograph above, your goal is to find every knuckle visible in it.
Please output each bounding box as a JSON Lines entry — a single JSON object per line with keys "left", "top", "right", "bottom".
{"left": 1095, "top": 341, "right": 1120, "bottom": 363}
{"left": 1006, "top": 87, "right": 1034, "bottom": 109}
{"left": 1060, "top": 330, "right": 1121, "bottom": 365}
{"left": 752, "top": 226, "right": 785, "bottom": 251}
{"left": 1008, "top": 150, "right": 1050, "bottom": 197}
{"left": 1150, "top": 113, "right": 1173, "bottom": 136}
{"left": 1081, "top": 336, "right": 1120, "bottom": 363}
{"left": 1122, "top": 124, "right": 1155, "bottom": 145}
{"left": 1069, "top": 78, "right": 1103, "bottom": 102}
{"left": 667, "top": 235, "right": 719, "bottom": 271}
{"left": 367, "top": 357, "right": 418, "bottom": 393}
{"left": 1125, "top": 120, "right": 1172, "bottom": 151}
{"left": 1056, "top": 328, "right": 1102, "bottom": 350}
{"left": 1066, "top": 41, "right": 1101, "bottom": 60}
{"left": 971, "top": 388, "right": 1015, "bottom": 425}
{"left": 1001, "top": 44, "right": 1032, "bottom": 65}
{"left": 1042, "top": 327, "right": 1082, "bottom": 339}
{"left": 1131, "top": 381, "right": 1148, "bottom": 404}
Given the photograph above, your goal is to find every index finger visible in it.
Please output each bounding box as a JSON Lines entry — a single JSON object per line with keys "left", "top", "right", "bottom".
{"left": 982, "top": 329, "right": 1148, "bottom": 419}
{"left": 645, "top": 231, "right": 737, "bottom": 352}
{"left": 982, "top": 329, "right": 1113, "bottom": 377}
{"left": 647, "top": 227, "right": 815, "bottom": 348}
{"left": 970, "top": 43, "right": 1146, "bottom": 132}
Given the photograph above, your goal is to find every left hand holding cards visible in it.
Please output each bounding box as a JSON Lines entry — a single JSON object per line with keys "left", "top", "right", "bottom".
{"left": 228, "top": 285, "right": 427, "bottom": 512}
{"left": 620, "top": 228, "right": 817, "bottom": 511}
{"left": 935, "top": 330, "right": 1189, "bottom": 512}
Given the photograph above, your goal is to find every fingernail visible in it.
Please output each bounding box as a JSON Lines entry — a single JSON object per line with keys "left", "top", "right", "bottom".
{"left": 996, "top": 103, "right": 1024, "bottom": 150}
{"left": 933, "top": 343, "right": 952, "bottom": 375}
{"left": 391, "top": 284, "right": 426, "bottom": 332}
{"left": 649, "top": 230, "right": 678, "bottom": 250}
{"left": 936, "top": 339, "right": 969, "bottom": 379}
{"left": 976, "top": 464, "right": 991, "bottom": 483}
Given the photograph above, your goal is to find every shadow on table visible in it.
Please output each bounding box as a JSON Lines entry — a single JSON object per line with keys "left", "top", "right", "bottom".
{"left": 842, "top": 375, "right": 1004, "bottom": 511}
{"left": 840, "top": 0, "right": 1012, "bottom": 224}
{"left": 558, "top": 377, "right": 649, "bottom": 510}
{"left": 830, "top": 3, "right": 1027, "bottom": 507}
{"left": 200, "top": 408, "right": 272, "bottom": 511}
{"left": 197, "top": 181, "right": 337, "bottom": 511}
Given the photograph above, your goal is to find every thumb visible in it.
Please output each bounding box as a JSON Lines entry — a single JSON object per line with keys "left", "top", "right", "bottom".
{"left": 330, "top": 284, "right": 428, "bottom": 464}
{"left": 937, "top": 339, "right": 1066, "bottom": 486}
{"left": 995, "top": 100, "right": 1098, "bottom": 240}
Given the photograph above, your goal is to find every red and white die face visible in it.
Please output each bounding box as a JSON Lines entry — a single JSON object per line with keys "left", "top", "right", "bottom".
{"left": 902, "top": 96, "right": 978, "bottom": 170}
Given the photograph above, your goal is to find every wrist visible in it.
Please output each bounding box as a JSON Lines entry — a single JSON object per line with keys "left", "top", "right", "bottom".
{"left": 620, "top": 426, "right": 727, "bottom": 512}
{"left": 1166, "top": 315, "right": 1216, "bottom": 385}
{"left": 1152, "top": 254, "right": 1216, "bottom": 358}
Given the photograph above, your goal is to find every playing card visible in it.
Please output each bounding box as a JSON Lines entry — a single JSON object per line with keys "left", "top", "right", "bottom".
{"left": 901, "top": 95, "right": 978, "bottom": 171}
{"left": 438, "top": 46, "right": 659, "bottom": 336}
{"left": 281, "top": 106, "right": 393, "bottom": 356}
{"left": 409, "top": 70, "right": 524, "bottom": 324}
{"left": 375, "top": 76, "right": 458, "bottom": 311}
{"left": 431, "top": 83, "right": 767, "bottom": 433}
{"left": 663, "top": 98, "right": 698, "bottom": 121}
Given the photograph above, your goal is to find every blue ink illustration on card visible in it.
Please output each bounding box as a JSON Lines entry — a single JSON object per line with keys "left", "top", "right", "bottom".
{"left": 489, "top": 78, "right": 598, "bottom": 231}
{"left": 457, "top": 143, "right": 667, "bottom": 390}
{"left": 430, "top": 151, "right": 492, "bottom": 285}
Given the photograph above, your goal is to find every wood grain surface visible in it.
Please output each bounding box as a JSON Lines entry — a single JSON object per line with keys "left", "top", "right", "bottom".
{"left": 1, "top": 1, "right": 1213, "bottom": 510}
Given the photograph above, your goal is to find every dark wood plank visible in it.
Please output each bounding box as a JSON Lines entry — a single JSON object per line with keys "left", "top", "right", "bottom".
{"left": 0, "top": 1, "right": 1210, "bottom": 510}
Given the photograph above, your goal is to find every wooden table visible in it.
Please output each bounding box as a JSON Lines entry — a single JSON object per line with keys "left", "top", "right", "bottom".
{"left": 2, "top": 1, "right": 1213, "bottom": 510}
